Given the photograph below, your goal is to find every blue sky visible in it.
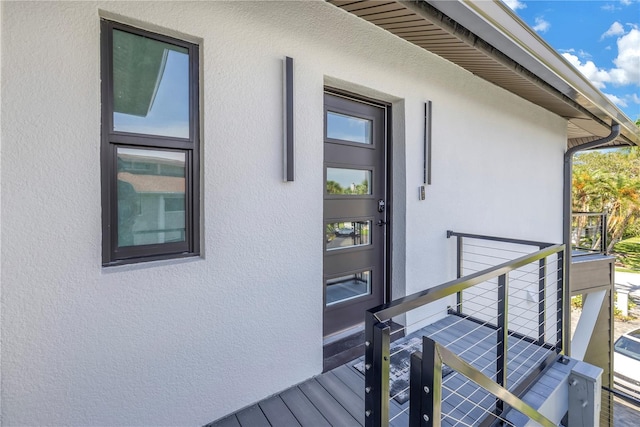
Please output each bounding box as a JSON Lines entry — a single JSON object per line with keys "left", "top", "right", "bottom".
{"left": 503, "top": 0, "right": 640, "bottom": 121}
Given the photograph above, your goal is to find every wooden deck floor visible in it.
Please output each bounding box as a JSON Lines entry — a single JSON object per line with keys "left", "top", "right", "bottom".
{"left": 207, "top": 315, "right": 556, "bottom": 427}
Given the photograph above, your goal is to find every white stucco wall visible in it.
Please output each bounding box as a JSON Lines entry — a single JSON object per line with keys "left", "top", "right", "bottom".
{"left": 0, "top": 1, "right": 566, "bottom": 425}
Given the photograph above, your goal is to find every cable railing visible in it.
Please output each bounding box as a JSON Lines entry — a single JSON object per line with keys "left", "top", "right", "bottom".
{"left": 410, "top": 338, "right": 555, "bottom": 427}
{"left": 600, "top": 385, "right": 640, "bottom": 426}
{"left": 364, "top": 232, "right": 565, "bottom": 427}
{"left": 571, "top": 212, "right": 607, "bottom": 256}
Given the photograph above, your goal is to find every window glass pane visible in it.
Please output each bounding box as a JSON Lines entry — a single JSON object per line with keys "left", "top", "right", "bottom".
{"left": 112, "top": 30, "right": 189, "bottom": 138}
{"left": 117, "top": 147, "right": 186, "bottom": 247}
{"left": 326, "top": 271, "right": 371, "bottom": 306}
{"left": 326, "top": 112, "right": 372, "bottom": 144}
{"left": 326, "top": 221, "right": 371, "bottom": 251}
{"left": 326, "top": 168, "right": 371, "bottom": 195}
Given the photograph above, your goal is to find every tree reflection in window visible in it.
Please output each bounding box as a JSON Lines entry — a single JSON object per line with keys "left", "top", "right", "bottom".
{"left": 326, "top": 179, "right": 369, "bottom": 195}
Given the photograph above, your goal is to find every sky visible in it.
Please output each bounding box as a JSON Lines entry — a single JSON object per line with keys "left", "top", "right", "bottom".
{"left": 502, "top": 0, "right": 640, "bottom": 122}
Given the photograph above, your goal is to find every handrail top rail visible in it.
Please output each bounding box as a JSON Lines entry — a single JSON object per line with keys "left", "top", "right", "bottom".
{"left": 369, "top": 243, "right": 565, "bottom": 322}
{"left": 446, "top": 230, "right": 555, "bottom": 249}
{"left": 426, "top": 338, "right": 557, "bottom": 427}
{"left": 573, "top": 211, "right": 606, "bottom": 216}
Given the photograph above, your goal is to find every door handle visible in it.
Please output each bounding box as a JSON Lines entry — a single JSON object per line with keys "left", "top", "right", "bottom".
{"left": 377, "top": 220, "right": 387, "bottom": 226}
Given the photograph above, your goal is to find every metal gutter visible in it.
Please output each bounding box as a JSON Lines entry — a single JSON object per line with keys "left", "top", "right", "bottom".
{"left": 562, "top": 123, "right": 620, "bottom": 355}
{"left": 421, "top": 0, "right": 639, "bottom": 146}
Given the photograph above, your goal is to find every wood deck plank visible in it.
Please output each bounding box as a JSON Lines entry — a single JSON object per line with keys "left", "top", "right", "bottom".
{"left": 331, "top": 364, "right": 409, "bottom": 427}
{"left": 208, "top": 315, "right": 562, "bottom": 427}
{"left": 317, "top": 371, "right": 365, "bottom": 424}
{"left": 235, "top": 404, "right": 270, "bottom": 427}
{"left": 206, "top": 414, "right": 241, "bottom": 427}
{"left": 259, "top": 395, "right": 302, "bottom": 427}
{"left": 280, "top": 386, "right": 331, "bottom": 427}
{"left": 299, "top": 378, "right": 361, "bottom": 426}
{"left": 332, "top": 364, "right": 366, "bottom": 397}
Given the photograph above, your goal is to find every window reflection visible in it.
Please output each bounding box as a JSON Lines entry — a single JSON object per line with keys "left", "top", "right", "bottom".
{"left": 326, "top": 112, "right": 372, "bottom": 144}
{"left": 326, "top": 271, "right": 371, "bottom": 306}
{"left": 117, "top": 147, "right": 186, "bottom": 247}
{"left": 112, "top": 30, "right": 190, "bottom": 138}
{"left": 326, "top": 168, "right": 371, "bottom": 195}
{"left": 326, "top": 221, "right": 371, "bottom": 251}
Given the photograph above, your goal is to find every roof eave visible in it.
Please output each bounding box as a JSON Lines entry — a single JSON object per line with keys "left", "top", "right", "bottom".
{"left": 422, "top": 0, "right": 639, "bottom": 146}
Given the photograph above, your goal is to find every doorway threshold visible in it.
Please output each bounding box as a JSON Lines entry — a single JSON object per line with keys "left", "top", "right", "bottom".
{"left": 322, "top": 321, "right": 404, "bottom": 372}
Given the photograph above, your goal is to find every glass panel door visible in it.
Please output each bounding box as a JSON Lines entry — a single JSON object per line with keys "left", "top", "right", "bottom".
{"left": 323, "top": 93, "right": 388, "bottom": 337}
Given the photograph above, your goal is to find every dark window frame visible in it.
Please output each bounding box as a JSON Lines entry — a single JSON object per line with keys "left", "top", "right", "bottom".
{"left": 101, "top": 20, "right": 200, "bottom": 266}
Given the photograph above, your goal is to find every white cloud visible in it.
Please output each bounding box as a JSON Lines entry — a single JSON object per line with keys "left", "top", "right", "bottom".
{"left": 601, "top": 4, "right": 618, "bottom": 11}
{"left": 562, "top": 53, "right": 611, "bottom": 89}
{"left": 578, "top": 49, "right": 592, "bottom": 59}
{"left": 621, "top": 0, "right": 634, "bottom": 6}
{"left": 563, "top": 28, "right": 640, "bottom": 90}
{"left": 631, "top": 93, "right": 640, "bottom": 104}
{"left": 503, "top": 0, "right": 527, "bottom": 10}
{"left": 604, "top": 93, "right": 628, "bottom": 107}
{"left": 533, "top": 17, "right": 550, "bottom": 33}
{"left": 601, "top": 21, "right": 625, "bottom": 39}
{"left": 612, "top": 29, "right": 640, "bottom": 86}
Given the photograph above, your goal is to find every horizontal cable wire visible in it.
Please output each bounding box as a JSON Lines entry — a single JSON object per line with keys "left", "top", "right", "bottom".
{"left": 461, "top": 252, "right": 526, "bottom": 265}
{"left": 384, "top": 243, "right": 563, "bottom": 425}
{"left": 462, "top": 242, "right": 535, "bottom": 255}
{"left": 443, "top": 380, "right": 496, "bottom": 422}
{"left": 441, "top": 382, "right": 517, "bottom": 427}
{"left": 461, "top": 258, "right": 561, "bottom": 284}
{"left": 393, "top": 291, "right": 504, "bottom": 344}
{"left": 388, "top": 405, "right": 409, "bottom": 423}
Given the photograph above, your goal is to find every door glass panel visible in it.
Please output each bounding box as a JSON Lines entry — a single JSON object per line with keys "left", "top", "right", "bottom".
{"left": 326, "top": 168, "right": 371, "bottom": 195}
{"left": 326, "top": 271, "right": 371, "bottom": 306}
{"left": 112, "top": 29, "right": 190, "bottom": 138}
{"left": 326, "top": 111, "right": 372, "bottom": 144}
{"left": 326, "top": 221, "right": 371, "bottom": 251}
{"left": 117, "top": 147, "right": 186, "bottom": 247}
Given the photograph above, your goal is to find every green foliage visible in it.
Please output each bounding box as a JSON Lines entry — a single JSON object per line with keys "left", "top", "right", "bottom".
{"left": 623, "top": 220, "right": 640, "bottom": 240}
{"left": 573, "top": 147, "right": 640, "bottom": 253}
{"left": 571, "top": 294, "right": 583, "bottom": 309}
{"left": 614, "top": 237, "right": 640, "bottom": 270}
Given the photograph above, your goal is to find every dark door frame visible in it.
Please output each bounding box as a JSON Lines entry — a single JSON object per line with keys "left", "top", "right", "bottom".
{"left": 323, "top": 87, "right": 393, "bottom": 335}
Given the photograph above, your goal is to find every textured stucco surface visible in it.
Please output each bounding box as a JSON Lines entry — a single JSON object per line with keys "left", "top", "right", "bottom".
{"left": 1, "top": 1, "right": 566, "bottom": 425}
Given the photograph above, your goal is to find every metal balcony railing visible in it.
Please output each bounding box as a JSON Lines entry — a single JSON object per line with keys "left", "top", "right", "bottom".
{"left": 571, "top": 212, "right": 607, "bottom": 256}
{"left": 600, "top": 385, "right": 640, "bottom": 426}
{"left": 364, "top": 232, "right": 566, "bottom": 427}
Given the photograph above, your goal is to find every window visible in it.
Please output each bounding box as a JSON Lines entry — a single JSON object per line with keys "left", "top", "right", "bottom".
{"left": 101, "top": 20, "right": 199, "bottom": 265}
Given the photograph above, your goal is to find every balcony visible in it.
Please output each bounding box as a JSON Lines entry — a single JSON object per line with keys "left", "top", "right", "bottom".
{"left": 209, "top": 231, "right": 613, "bottom": 426}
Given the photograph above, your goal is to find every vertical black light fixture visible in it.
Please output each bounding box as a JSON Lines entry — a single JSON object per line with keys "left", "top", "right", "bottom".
{"left": 419, "top": 100, "right": 432, "bottom": 200}
{"left": 283, "top": 56, "right": 294, "bottom": 182}
{"left": 424, "top": 100, "right": 432, "bottom": 185}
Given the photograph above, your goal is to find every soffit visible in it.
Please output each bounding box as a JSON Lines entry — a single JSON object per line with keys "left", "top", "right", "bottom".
{"left": 328, "top": 0, "right": 636, "bottom": 148}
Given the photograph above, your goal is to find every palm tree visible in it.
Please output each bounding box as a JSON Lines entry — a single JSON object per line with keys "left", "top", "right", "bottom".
{"left": 326, "top": 180, "right": 344, "bottom": 194}
{"left": 606, "top": 174, "right": 640, "bottom": 253}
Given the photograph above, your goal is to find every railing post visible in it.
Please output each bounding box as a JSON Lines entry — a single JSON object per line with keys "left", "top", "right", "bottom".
{"left": 409, "top": 352, "right": 424, "bottom": 427}
{"left": 456, "top": 235, "right": 463, "bottom": 313}
{"left": 365, "top": 311, "right": 390, "bottom": 427}
{"left": 496, "top": 273, "right": 509, "bottom": 413}
{"left": 557, "top": 249, "right": 566, "bottom": 353}
{"left": 538, "top": 257, "right": 547, "bottom": 345}
{"left": 410, "top": 338, "right": 441, "bottom": 427}
{"left": 602, "top": 213, "right": 607, "bottom": 254}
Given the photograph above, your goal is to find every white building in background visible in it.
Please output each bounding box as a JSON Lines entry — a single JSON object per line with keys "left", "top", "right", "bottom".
{"left": 1, "top": 1, "right": 638, "bottom": 425}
